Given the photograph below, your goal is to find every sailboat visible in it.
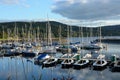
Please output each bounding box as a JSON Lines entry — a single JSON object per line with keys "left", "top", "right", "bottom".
{"left": 70, "top": 26, "right": 80, "bottom": 53}
{"left": 56, "top": 25, "right": 65, "bottom": 52}
{"left": 43, "top": 19, "right": 55, "bottom": 53}
{"left": 21, "top": 22, "right": 40, "bottom": 57}
{"left": 92, "top": 25, "right": 107, "bottom": 70}
{"left": 61, "top": 26, "right": 74, "bottom": 68}
{"left": 2, "top": 28, "right": 13, "bottom": 49}
{"left": 81, "top": 27, "right": 105, "bottom": 49}
{"left": 43, "top": 17, "right": 58, "bottom": 67}
{"left": 93, "top": 54, "right": 107, "bottom": 70}
{"left": 73, "top": 26, "right": 92, "bottom": 69}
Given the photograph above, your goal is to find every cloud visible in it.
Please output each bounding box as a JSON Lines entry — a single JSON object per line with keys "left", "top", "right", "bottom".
{"left": 0, "top": 0, "right": 19, "bottom": 5}
{"left": 21, "top": 3, "right": 30, "bottom": 8}
{"left": 0, "top": 0, "right": 30, "bottom": 7}
{"left": 52, "top": 0, "right": 120, "bottom": 20}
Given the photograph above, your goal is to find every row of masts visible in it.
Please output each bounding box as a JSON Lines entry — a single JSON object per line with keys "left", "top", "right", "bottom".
{"left": 1, "top": 22, "right": 50, "bottom": 43}
{"left": 1, "top": 22, "right": 102, "bottom": 46}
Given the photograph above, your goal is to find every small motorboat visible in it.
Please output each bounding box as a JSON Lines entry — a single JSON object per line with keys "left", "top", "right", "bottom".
{"left": 73, "top": 54, "right": 91, "bottom": 69}
{"left": 34, "top": 54, "right": 51, "bottom": 63}
{"left": 111, "top": 60, "right": 120, "bottom": 72}
{"left": 43, "top": 57, "right": 58, "bottom": 67}
{"left": 73, "top": 59, "right": 90, "bottom": 69}
{"left": 61, "top": 59, "right": 74, "bottom": 68}
{"left": 93, "top": 59, "right": 107, "bottom": 70}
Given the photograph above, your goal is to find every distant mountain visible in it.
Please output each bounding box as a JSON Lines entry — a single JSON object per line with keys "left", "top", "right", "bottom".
{"left": 100, "top": 25, "right": 120, "bottom": 36}
{"left": 0, "top": 21, "right": 120, "bottom": 39}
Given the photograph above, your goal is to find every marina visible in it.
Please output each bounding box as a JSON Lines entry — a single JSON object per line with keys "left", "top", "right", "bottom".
{"left": 0, "top": 37, "right": 120, "bottom": 80}
{"left": 0, "top": 0, "right": 120, "bottom": 80}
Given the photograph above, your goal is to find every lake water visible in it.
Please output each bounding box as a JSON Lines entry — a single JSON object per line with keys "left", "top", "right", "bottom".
{"left": 0, "top": 37, "right": 120, "bottom": 80}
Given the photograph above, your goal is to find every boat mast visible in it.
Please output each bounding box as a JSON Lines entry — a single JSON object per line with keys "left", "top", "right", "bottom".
{"left": 81, "top": 26, "right": 84, "bottom": 57}
{"left": 16, "top": 25, "right": 19, "bottom": 42}
{"left": 79, "top": 26, "right": 80, "bottom": 43}
{"left": 70, "top": 26, "right": 72, "bottom": 43}
{"left": 59, "top": 25, "right": 62, "bottom": 45}
{"left": 28, "top": 22, "right": 32, "bottom": 42}
{"left": 86, "top": 27, "right": 89, "bottom": 43}
{"left": 47, "top": 16, "right": 52, "bottom": 46}
{"left": 14, "top": 22, "right": 16, "bottom": 42}
{"left": 25, "top": 24, "right": 27, "bottom": 42}
{"left": 67, "top": 25, "right": 70, "bottom": 54}
{"left": 33, "top": 28, "right": 37, "bottom": 43}
{"left": 30, "top": 21, "right": 32, "bottom": 42}
{"left": 90, "top": 27, "right": 93, "bottom": 42}
{"left": 2, "top": 26, "right": 4, "bottom": 41}
{"left": 37, "top": 26, "right": 40, "bottom": 42}
{"left": 99, "top": 25, "right": 102, "bottom": 44}
{"left": 22, "top": 26, "right": 24, "bottom": 41}
{"left": 81, "top": 27, "right": 83, "bottom": 44}
{"left": 46, "top": 23, "right": 48, "bottom": 44}
{"left": 7, "top": 28, "right": 10, "bottom": 43}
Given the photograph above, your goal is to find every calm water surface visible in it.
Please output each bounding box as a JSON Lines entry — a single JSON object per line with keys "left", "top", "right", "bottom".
{"left": 0, "top": 37, "right": 120, "bottom": 80}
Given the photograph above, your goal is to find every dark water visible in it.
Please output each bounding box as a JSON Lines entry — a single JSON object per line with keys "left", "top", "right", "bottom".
{"left": 0, "top": 37, "right": 120, "bottom": 80}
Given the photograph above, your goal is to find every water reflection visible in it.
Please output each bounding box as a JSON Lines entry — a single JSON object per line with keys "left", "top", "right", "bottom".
{"left": 0, "top": 56, "right": 120, "bottom": 80}
{"left": 0, "top": 43, "right": 120, "bottom": 80}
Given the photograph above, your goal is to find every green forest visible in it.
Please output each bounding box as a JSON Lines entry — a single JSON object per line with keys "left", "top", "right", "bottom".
{"left": 0, "top": 21, "right": 120, "bottom": 40}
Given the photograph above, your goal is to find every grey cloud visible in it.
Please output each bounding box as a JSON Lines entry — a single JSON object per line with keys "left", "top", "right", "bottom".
{"left": 52, "top": 0, "right": 120, "bottom": 20}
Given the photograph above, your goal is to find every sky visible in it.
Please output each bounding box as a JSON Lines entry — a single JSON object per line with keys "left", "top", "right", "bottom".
{"left": 0, "top": 0, "right": 120, "bottom": 27}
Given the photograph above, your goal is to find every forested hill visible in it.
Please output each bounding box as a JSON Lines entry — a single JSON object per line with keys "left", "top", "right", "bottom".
{"left": 0, "top": 21, "right": 120, "bottom": 39}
